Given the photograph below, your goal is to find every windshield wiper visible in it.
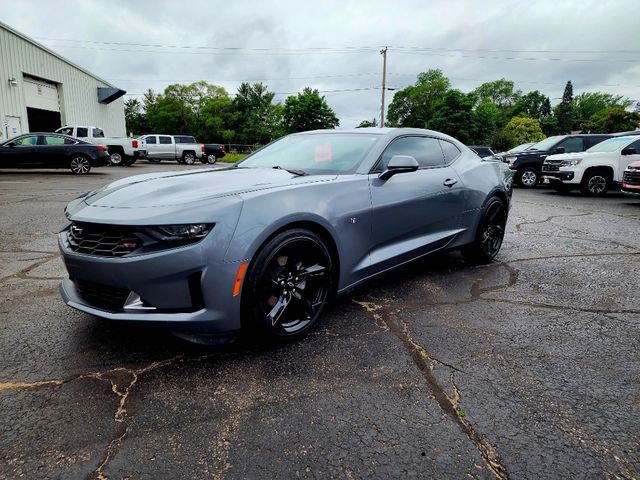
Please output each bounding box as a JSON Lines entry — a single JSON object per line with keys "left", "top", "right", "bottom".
{"left": 272, "top": 165, "right": 307, "bottom": 176}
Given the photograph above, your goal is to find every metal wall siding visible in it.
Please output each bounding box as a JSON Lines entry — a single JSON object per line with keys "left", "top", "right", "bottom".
{"left": 0, "top": 26, "right": 125, "bottom": 137}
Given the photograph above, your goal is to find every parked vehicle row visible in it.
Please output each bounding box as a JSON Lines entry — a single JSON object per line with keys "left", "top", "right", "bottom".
{"left": 0, "top": 132, "right": 110, "bottom": 174}
{"left": 56, "top": 125, "right": 146, "bottom": 166}
{"left": 141, "top": 134, "right": 204, "bottom": 165}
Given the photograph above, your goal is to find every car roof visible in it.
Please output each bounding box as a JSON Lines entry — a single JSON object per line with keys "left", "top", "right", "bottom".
{"left": 292, "top": 127, "right": 467, "bottom": 147}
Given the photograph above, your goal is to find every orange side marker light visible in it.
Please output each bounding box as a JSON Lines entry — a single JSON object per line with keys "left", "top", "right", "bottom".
{"left": 232, "top": 261, "right": 248, "bottom": 297}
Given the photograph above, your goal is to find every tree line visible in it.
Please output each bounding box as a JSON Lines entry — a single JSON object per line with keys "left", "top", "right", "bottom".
{"left": 373, "top": 69, "right": 639, "bottom": 150}
{"left": 125, "top": 71, "right": 640, "bottom": 150}
{"left": 124, "top": 82, "right": 339, "bottom": 146}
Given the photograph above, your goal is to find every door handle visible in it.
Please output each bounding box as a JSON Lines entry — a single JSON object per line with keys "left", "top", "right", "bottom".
{"left": 443, "top": 178, "right": 458, "bottom": 187}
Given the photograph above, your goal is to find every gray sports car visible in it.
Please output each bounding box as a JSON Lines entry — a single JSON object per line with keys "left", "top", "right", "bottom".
{"left": 59, "top": 128, "right": 512, "bottom": 342}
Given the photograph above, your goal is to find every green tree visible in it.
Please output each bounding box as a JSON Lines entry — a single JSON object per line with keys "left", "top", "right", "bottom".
{"left": 356, "top": 118, "right": 378, "bottom": 128}
{"left": 582, "top": 107, "right": 640, "bottom": 133}
{"left": 555, "top": 81, "right": 574, "bottom": 134}
{"left": 428, "top": 90, "right": 476, "bottom": 144}
{"left": 124, "top": 98, "right": 147, "bottom": 136}
{"left": 498, "top": 117, "right": 546, "bottom": 149}
{"left": 387, "top": 69, "right": 450, "bottom": 127}
{"left": 282, "top": 87, "right": 339, "bottom": 133}
{"left": 232, "top": 82, "right": 282, "bottom": 144}
{"left": 511, "top": 90, "right": 548, "bottom": 120}
{"left": 472, "top": 102, "right": 501, "bottom": 144}
{"left": 473, "top": 79, "right": 520, "bottom": 109}
{"left": 574, "top": 92, "right": 633, "bottom": 129}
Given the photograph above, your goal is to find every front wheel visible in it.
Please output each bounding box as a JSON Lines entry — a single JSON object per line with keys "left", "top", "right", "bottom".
{"left": 69, "top": 156, "right": 92, "bottom": 175}
{"left": 463, "top": 197, "right": 507, "bottom": 264}
{"left": 580, "top": 170, "right": 610, "bottom": 196}
{"left": 243, "top": 229, "right": 334, "bottom": 340}
{"left": 206, "top": 154, "right": 217, "bottom": 165}
{"left": 518, "top": 168, "right": 539, "bottom": 188}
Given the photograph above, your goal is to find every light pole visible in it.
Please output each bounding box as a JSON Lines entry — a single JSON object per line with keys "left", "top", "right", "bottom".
{"left": 380, "top": 47, "right": 388, "bottom": 127}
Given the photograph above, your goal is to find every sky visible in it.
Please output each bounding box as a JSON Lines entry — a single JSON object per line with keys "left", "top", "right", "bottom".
{"left": 2, "top": 0, "right": 639, "bottom": 128}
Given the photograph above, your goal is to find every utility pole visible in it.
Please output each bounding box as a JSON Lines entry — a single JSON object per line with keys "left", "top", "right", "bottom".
{"left": 380, "top": 46, "right": 388, "bottom": 127}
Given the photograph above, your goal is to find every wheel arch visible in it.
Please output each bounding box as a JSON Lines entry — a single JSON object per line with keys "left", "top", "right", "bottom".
{"left": 583, "top": 165, "right": 613, "bottom": 180}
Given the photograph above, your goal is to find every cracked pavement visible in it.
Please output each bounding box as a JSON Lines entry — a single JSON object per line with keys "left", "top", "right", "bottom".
{"left": 1, "top": 164, "right": 639, "bottom": 479}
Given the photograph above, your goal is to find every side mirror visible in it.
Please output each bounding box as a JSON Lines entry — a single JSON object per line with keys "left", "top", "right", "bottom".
{"left": 621, "top": 147, "right": 637, "bottom": 156}
{"left": 554, "top": 146, "right": 566, "bottom": 154}
{"left": 379, "top": 155, "right": 419, "bottom": 180}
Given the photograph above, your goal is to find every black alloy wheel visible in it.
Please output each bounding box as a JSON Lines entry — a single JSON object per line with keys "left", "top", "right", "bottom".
{"left": 69, "top": 156, "right": 92, "bottom": 175}
{"left": 463, "top": 197, "right": 506, "bottom": 264}
{"left": 245, "top": 229, "right": 333, "bottom": 339}
{"left": 580, "top": 170, "right": 609, "bottom": 196}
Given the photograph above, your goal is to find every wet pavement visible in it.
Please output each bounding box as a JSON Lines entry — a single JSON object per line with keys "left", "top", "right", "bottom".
{"left": 1, "top": 162, "right": 639, "bottom": 479}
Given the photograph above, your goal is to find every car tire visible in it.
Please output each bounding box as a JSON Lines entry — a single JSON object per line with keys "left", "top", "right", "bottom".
{"left": 462, "top": 197, "right": 507, "bottom": 264}
{"left": 123, "top": 156, "right": 135, "bottom": 166}
{"left": 206, "top": 154, "right": 217, "bottom": 165}
{"left": 69, "top": 155, "right": 92, "bottom": 175}
{"left": 243, "top": 228, "right": 334, "bottom": 340}
{"left": 182, "top": 152, "right": 196, "bottom": 165}
{"left": 108, "top": 148, "right": 125, "bottom": 166}
{"left": 517, "top": 168, "right": 539, "bottom": 188}
{"left": 580, "top": 170, "right": 610, "bottom": 196}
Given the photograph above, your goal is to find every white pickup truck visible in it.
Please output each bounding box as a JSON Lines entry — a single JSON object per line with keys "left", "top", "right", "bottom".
{"left": 138, "top": 134, "right": 204, "bottom": 164}
{"left": 56, "top": 126, "right": 146, "bottom": 166}
{"left": 542, "top": 135, "right": 640, "bottom": 195}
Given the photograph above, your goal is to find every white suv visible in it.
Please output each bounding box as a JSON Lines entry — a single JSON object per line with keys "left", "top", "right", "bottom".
{"left": 542, "top": 136, "right": 640, "bottom": 195}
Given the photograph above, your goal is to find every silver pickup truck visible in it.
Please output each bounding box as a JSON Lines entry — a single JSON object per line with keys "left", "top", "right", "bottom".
{"left": 56, "top": 126, "right": 146, "bottom": 166}
{"left": 139, "top": 134, "right": 204, "bottom": 164}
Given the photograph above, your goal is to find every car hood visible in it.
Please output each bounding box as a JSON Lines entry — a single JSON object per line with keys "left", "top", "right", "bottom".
{"left": 546, "top": 152, "right": 608, "bottom": 161}
{"left": 83, "top": 167, "right": 336, "bottom": 208}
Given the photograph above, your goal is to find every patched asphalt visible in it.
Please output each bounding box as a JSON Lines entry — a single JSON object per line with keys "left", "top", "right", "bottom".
{"left": 1, "top": 162, "right": 639, "bottom": 479}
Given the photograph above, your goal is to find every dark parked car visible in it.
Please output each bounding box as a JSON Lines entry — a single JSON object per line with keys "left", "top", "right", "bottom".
{"left": 59, "top": 128, "right": 513, "bottom": 343}
{"left": 0, "top": 133, "right": 110, "bottom": 174}
{"left": 506, "top": 134, "right": 612, "bottom": 187}
{"left": 201, "top": 144, "right": 226, "bottom": 164}
{"left": 468, "top": 145, "right": 495, "bottom": 158}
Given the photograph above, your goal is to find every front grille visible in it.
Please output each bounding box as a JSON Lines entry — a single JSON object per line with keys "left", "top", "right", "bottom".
{"left": 543, "top": 164, "right": 560, "bottom": 172}
{"left": 623, "top": 170, "right": 640, "bottom": 186}
{"left": 74, "top": 278, "right": 129, "bottom": 311}
{"left": 66, "top": 222, "right": 142, "bottom": 257}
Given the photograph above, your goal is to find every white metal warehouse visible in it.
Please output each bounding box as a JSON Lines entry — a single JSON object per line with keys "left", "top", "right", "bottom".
{"left": 0, "top": 21, "right": 126, "bottom": 141}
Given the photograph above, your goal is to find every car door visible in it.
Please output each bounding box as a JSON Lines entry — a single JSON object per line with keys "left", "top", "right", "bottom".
{"left": 144, "top": 135, "right": 160, "bottom": 158}
{"left": 556, "top": 137, "right": 584, "bottom": 153}
{"left": 158, "top": 135, "right": 174, "bottom": 159}
{"left": 1, "top": 135, "right": 40, "bottom": 167}
{"left": 367, "top": 135, "right": 464, "bottom": 274}
{"left": 40, "top": 135, "right": 75, "bottom": 167}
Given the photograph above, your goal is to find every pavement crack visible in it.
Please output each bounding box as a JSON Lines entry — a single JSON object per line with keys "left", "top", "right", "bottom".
{"left": 514, "top": 212, "right": 591, "bottom": 232}
{"left": 353, "top": 299, "right": 508, "bottom": 479}
{"left": 0, "top": 379, "right": 64, "bottom": 391}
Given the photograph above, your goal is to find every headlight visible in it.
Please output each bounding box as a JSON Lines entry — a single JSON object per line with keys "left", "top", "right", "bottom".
{"left": 506, "top": 156, "right": 517, "bottom": 164}
{"left": 153, "top": 224, "right": 214, "bottom": 241}
{"left": 560, "top": 159, "right": 582, "bottom": 167}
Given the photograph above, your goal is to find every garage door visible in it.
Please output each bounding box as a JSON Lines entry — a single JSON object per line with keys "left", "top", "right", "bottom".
{"left": 23, "top": 78, "right": 60, "bottom": 112}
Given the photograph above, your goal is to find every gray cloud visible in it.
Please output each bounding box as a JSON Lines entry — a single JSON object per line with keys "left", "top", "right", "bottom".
{"left": 3, "top": 0, "right": 639, "bottom": 128}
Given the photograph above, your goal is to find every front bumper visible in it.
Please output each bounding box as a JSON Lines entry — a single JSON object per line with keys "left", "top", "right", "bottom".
{"left": 58, "top": 230, "right": 244, "bottom": 334}
{"left": 541, "top": 170, "right": 576, "bottom": 183}
{"left": 621, "top": 182, "right": 640, "bottom": 193}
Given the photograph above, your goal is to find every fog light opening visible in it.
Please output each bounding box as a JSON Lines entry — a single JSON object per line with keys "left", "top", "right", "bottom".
{"left": 124, "top": 292, "right": 157, "bottom": 311}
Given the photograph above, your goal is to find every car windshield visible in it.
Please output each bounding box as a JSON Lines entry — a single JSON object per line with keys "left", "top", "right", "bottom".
{"left": 528, "top": 136, "right": 562, "bottom": 151}
{"left": 237, "top": 133, "right": 381, "bottom": 174}
{"left": 586, "top": 137, "right": 634, "bottom": 153}
{"left": 508, "top": 143, "right": 533, "bottom": 153}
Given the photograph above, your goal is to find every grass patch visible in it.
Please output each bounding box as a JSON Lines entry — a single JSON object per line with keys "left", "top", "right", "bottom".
{"left": 220, "top": 153, "right": 248, "bottom": 164}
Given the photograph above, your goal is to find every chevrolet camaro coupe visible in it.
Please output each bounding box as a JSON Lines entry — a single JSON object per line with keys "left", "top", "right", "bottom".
{"left": 59, "top": 128, "right": 513, "bottom": 342}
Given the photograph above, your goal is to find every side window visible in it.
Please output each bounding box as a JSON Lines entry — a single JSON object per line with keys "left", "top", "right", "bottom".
{"left": 559, "top": 137, "right": 584, "bottom": 153}
{"left": 159, "top": 136, "right": 172, "bottom": 145}
{"left": 64, "top": 138, "right": 76, "bottom": 145}
{"left": 58, "top": 127, "right": 73, "bottom": 136}
{"left": 378, "top": 136, "right": 445, "bottom": 170}
{"left": 92, "top": 128, "right": 104, "bottom": 138}
{"left": 76, "top": 127, "right": 88, "bottom": 138}
{"left": 628, "top": 139, "right": 640, "bottom": 152}
{"left": 43, "top": 136, "right": 66, "bottom": 145}
{"left": 13, "top": 135, "right": 38, "bottom": 146}
{"left": 439, "top": 140, "right": 461, "bottom": 163}
{"left": 145, "top": 136, "right": 157, "bottom": 144}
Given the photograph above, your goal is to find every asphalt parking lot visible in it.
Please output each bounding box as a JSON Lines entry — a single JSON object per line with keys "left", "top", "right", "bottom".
{"left": 1, "top": 162, "right": 639, "bottom": 480}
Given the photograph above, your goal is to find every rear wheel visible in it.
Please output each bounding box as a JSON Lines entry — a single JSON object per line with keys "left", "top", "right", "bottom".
{"left": 580, "top": 170, "right": 610, "bottom": 196}
{"left": 463, "top": 197, "right": 507, "bottom": 264}
{"left": 69, "top": 156, "right": 92, "bottom": 175}
{"left": 182, "top": 152, "right": 196, "bottom": 165}
{"left": 108, "top": 148, "right": 124, "bottom": 166}
{"left": 206, "top": 154, "right": 217, "bottom": 165}
{"left": 518, "top": 168, "right": 539, "bottom": 188}
{"left": 243, "top": 229, "right": 333, "bottom": 340}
